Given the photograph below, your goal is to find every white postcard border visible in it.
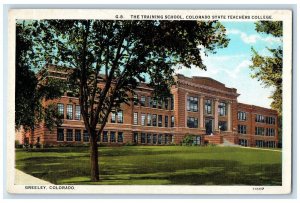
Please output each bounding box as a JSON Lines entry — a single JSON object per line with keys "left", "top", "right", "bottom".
{"left": 6, "top": 9, "right": 293, "bottom": 195}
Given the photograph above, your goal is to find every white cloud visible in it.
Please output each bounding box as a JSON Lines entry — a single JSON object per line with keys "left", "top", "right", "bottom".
{"left": 226, "top": 29, "right": 281, "bottom": 45}
{"left": 221, "top": 60, "right": 251, "bottom": 79}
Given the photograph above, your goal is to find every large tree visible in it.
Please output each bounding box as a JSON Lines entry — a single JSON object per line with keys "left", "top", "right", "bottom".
{"left": 15, "top": 23, "right": 66, "bottom": 144}
{"left": 249, "top": 21, "right": 283, "bottom": 146}
{"left": 26, "top": 20, "right": 229, "bottom": 181}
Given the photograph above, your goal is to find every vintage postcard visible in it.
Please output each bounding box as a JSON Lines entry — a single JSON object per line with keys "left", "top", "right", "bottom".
{"left": 7, "top": 9, "right": 292, "bottom": 194}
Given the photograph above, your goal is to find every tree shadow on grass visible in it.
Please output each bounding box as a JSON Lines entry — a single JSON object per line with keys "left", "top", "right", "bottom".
{"left": 96, "top": 160, "right": 281, "bottom": 185}
{"left": 16, "top": 149, "right": 282, "bottom": 186}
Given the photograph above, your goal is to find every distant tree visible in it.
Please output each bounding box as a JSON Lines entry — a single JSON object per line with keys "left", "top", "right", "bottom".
{"left": 15, "top": 23, "right": 66, "bottom": 144}
{"left": 250, "top": 21, "right": 283, "bottom": 146}
{"left": 26, "top": 20, "right": 229, "bottom": 181}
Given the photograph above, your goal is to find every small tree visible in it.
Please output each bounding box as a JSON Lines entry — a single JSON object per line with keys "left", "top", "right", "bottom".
{"left": 25, "top": 20, "right": 229, "bottom": 181}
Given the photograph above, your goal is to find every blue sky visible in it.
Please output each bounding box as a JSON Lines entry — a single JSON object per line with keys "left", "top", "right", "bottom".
{"left": 175, "top": 22, "right": 282, "bottom": 108}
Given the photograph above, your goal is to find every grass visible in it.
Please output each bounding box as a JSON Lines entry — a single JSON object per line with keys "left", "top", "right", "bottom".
{"left": 15, "top": 146, "right": 282, "bottom": 185}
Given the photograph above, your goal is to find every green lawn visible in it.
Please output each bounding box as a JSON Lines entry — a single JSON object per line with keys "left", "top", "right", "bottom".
{"left": 15, "top": 146, "right": 282, "bottom": 185}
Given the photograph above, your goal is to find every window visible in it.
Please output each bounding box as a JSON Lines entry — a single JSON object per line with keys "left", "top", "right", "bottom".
{"left": 205, "top": 99, "right": 212, "bottom": 114}
{"left": 255, "top": 127, "right": 265, "bottom": 135}
{"left": 187, "top": 117, "right": 198, "bottom": 128}
{"left": 153, "top": 134, "right": 157, "bottom": 144}
{"left": 255, "top": 114, "right": 265, "bottom": 123}
{"left": 66, "top": 104, "right": 73, "bottom": 119}
{"left": 171, "top": 116, "right": 175, "bottom": 127}
{"left": 187, "top": 96, "right": 198, "bottom": 112}
{"left": 133, "top": 94, "right": 138, "bottom": 105}
{"left": 152, "top": 99, "right": 157, "bottom": 108}
{"left": 165, "top": 116, "right": 168, "bottom": 127}
{"left": 152, "top": 114, "right": 157, "bottom": 126}
{"left": 164, "top": 98, "right": 169, "bottom": 110}
{"left": 256, "top": 140, "right": 264, "bottom": 147}
{"left": 66, "top": 129, "right": 73, "bottom": 141}
{"left": 158, "top": 115, "right": 162, "bottom": 127}
{"left": 117, "top": 111, "right": 123, "bottom": 123}
{"left": 141, "top": 133, "right": 146, "bottom": 144}
{"left": 239, "top": 139, "right": 248, "bottom": 146}
{"left": 141, "top": 113, "right": 146, "bottom": 126}
{"left": 75, "top": 105, "right": 81, "bottom": 120}
{"left": 158, "top": 134, "right": 162, "bottom": 144}
{"left": 111, "top": 112, "right": 116, "bottom": 123}
{"left": 218, "top": 102, "right": 226, "bottom": 116}
{"left": 148, "top": 97, "right": 152, "bottom": 107}
{"left": 147, "top": 133, "right": 152, "bottom": 143}
{"left": 238, "top": 125, "right": 247, "bottom": 134}
{"left": 133, "top": 112, "right": 138, "bottom": 125}
{"left": 266, "top": 128, "right": 275, "bottom": 136}
{"left": 110, "top": 131, "right": 116, "bottom": 142}
{"left": 133, "top": 132, "right": 138, "bottom": 143}
{"left": 102, "top": 131, "right": 108, "bottom": 142}
{"left": 194, "top": 136, "right": 202, "bottom": 145}
{"left": 57, "top": 128, "right": 64, "bottom": 141}
{"left": 57, "top": 103, "right": 64, "bottom": 119}
{"left": 75, "top": 129, "right": 81, "bottom": 141}
{"left": 147, "top": 114, "right": 151, "bottom": 126}
{"left": 158, "top": 100, "right": 162, "bottom": 109}
{"left": 238, "top": 111, "right": 246, "bottom": 121}
{"left": 117, "top": 132, "right": 123, "bottom": 143}
{"left": 171, "top": 95, "right": 174, "bottom": 110}
{"left": 140, "top": 96, "right": 146, "bottom": 106}
{"left": 218, "top": 121, "right": 227, "bottom": 131}
{"left": 266, "top": 116, "right": 276, "bottom": 125}
{"left": 83, "top": 130, "right": 89, "bottom": 142}
{"left": 165, "top": 134, "right": 170, "bottom": 144}
{"left": 265, "top": 141, "right": 276, "bottom": 148}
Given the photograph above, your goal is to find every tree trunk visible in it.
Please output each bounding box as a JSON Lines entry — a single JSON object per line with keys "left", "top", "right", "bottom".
{"left": 90, "top": 132, "right": 100, "bottom": 181}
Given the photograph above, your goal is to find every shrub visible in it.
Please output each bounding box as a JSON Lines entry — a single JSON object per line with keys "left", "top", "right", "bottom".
{"left": 181, "top": 135, "right": 194, "bottom": 146}
{"left": 124, "top": 142, "right": 136, "bottom": 146}
{"left": 15, "top": 140, "right": 23, "bottom": 148}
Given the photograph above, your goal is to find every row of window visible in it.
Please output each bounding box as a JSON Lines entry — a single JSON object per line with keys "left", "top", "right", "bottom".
{"left": 57, "top": 129, "right": 124, "bottom": 143}
{"left": 255, "top": 115, "right": 276, "bottom": 124}
{"left": 238, "top": 112, "right": 276, "bottom": 125}
{"left": 255, "top": 127, "right": 276, "bottom": 136}
{"left": 186, "top": 97, "right": 227, "bottom": 116}
{"left": 256, "top": 140, "right": 276, "bottom": 148}
{"left": 239, "top": 139, "right": 276, "bottom": 148}
{"left": 57, "top": 103, "right": 81, "bottom": 120}
{"left": 133, "top": 112, "right": 174, "bottom": 127}
{"left": 133, "top": 95, "right": 174, "bottom": 110}
{"left": 133, "top": 132, "right": 174, "bottom": 144}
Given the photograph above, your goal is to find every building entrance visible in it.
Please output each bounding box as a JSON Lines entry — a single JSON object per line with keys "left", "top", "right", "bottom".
{"left": 205, "top": 119, "right": 213, "bottom": 135}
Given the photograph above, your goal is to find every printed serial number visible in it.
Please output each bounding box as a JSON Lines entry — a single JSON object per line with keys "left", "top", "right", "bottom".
{"left": 253, "top": 187, "right": 264, "bottom": 190}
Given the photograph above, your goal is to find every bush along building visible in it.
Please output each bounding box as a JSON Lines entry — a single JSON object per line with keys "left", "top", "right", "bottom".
{"left": 17, "top": 65, "right": 278, "bottom": 148}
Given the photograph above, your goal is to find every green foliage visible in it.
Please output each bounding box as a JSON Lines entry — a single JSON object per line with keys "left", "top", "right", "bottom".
{"left": 21, "top": 20, "right": 229, "bottom": 132}
{"left": 250, "top": 21, "right": 282, "bottom": 145}
{"left": 181, "top": 135, "right": 195, "bottom": 146}
{"left": 44, "top": 103, "right": 63, "bottom": 130}
{"left": 20, "top": 19, "right": 229, "bottom": 180}
{"left": 255, "top": 21, "right": 283, "bottom": 37}
{"left": 15, "top": 24, "right": 40, "bottom": 131}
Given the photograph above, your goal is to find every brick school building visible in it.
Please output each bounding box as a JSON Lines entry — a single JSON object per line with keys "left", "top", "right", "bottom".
{"left": 16, "top": 65, "right": 278, "bottom": 148}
